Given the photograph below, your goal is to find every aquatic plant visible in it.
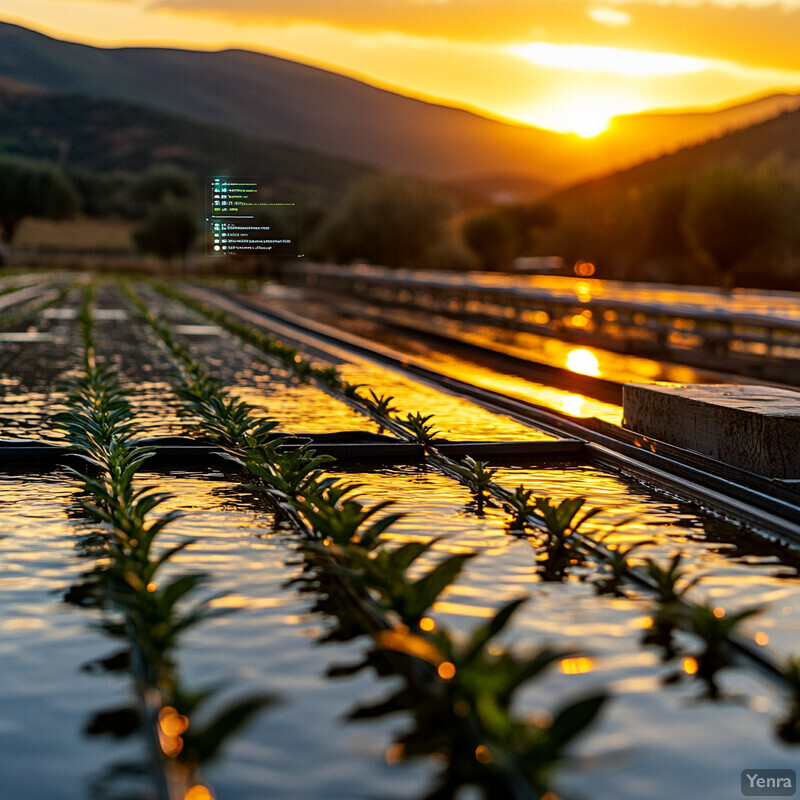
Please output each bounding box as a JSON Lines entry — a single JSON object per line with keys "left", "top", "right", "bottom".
{"left": 595, "top": 540, "right": 654, "bottom": 596}
{"left": 452, "top": 456, "right": 498, "bottom": 512}
{"left": 680, "top": 603, "right": 764, "bottom": 698}
{"left": 54, "top": 286, "right": 270, "bottom": 798}
{"left": 503, "top": 485, "right": 537, "bottom": 532}
{"left": 397, "top": 411, "right": 443, "bottom": 445}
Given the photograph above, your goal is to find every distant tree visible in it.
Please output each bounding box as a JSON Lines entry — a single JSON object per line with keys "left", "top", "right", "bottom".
{"left": 462, "top": 210, "right": 517, "bottom": 270}
{"left": 0, "top": 156, "right": 79, "bottom": 243}
{"left": 642, "top": 181, "right": 691, "bottom": 260}
{"left": 314, "top": 174, "right": 451, "bottom": 267}
{"left": 132, "top": 196, "right": 198, "bottom": 263}
{"left": 502, "top": 201, "right": 558, "bottom": 254}
{"left": 461, "top": 201, "right": 558, "bottom": 270}
{"left": 68, "top": 169, "right": 138, "bottom": 219}
{"left": 684, "top": 166, "right": 784, "bottom": 292}
{"left": 131, "top": 165, "right": 196, "bottom": 210}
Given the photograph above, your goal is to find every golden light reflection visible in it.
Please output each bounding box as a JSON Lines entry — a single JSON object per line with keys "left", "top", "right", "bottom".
{"left": 377, "top": 627, "right": 443, "bottom": 665}
{"left": 574, "top": 280, "right": 593, "bottom": 301}
{"left": 475, "top": 744, "right": 494, "bottom": 764}
{"left": 560, "top": 393, "right": 587, "bottom": 417}
{"left": 570, "top": 313, "right": 590, "bottom": 328}
{"left": 565, "top": 348, "right": 601, "bottom": 377}
{"left": 158, "top": 706, "right": 189, "bottom": 758}
{"left": 385, "top": 743, "right": 405, "bottom": 765}
{"left": 419, "top": 616, "right": 436, "bottom": 632}
{"left": 682, "top": 657, "right": 699, "bottom": 675}
{"left": 184, "top": 786, "right": 215, "bottom": 800}
{"left": 755, "top": 631, "right": 770, "bottom": 646}
{"left": 559, "top": 656, "right": 593, "bottom": 675}
{"left": 438, "top": 661, "right": 457, "bottom": 680}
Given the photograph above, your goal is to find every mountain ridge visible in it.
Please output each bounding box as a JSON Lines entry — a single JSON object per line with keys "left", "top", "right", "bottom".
{"left": 0, "top": 20, "right": 798, "bottom": 187}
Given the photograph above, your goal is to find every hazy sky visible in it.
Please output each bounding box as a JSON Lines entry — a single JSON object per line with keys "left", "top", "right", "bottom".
{"left": 2, "top": 0, "right": 800, "bottom": 135}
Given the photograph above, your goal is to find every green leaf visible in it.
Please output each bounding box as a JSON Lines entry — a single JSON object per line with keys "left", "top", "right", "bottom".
{"left": 546, "top": 693, "right": 607, "bottom": 754}
{"left": 463, "top": 597, "right": 527, "bottom": 663}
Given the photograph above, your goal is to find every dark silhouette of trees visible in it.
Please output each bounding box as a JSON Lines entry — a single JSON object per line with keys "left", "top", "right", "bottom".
{"left": 130, "top": 166, "right": 196, "bottom": 209}
{"left": 314, "top": 174, "right": 450, "bottom": 267}
{"left": 132, "top": 196, "right": 198, "bottom": 262}
{"left": 462, "top": 210, "right": 517, "bottom": 269}
{"left": 0, "top": 156, "right": 79, "bottom": 243}
{"left": 642, "top": 181, "right": 691, "bottom": 260}
{"left": 462, "top": 201, "right": 558, "bottom": 270}
{"left": 682, "top": 166, "right": 783, "bottom": 291}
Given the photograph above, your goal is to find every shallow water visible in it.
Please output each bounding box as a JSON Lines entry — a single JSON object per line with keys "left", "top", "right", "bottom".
{"left": 0, "top": 289, "right": 81, "bottom": 441}
{"left": 232, "top": 291, "right": 567, "bottom": 437}
{"left": 133, "top": 285, "right": 387, "bottom": 436}
{"left": 0, "top": 473, "right": 138, "bottom": 800}
{"left": 4, "top": 277, "right": 800, "bottom": 800}
{"left": 3, "top": 459, "right": 800, "bottom": 800}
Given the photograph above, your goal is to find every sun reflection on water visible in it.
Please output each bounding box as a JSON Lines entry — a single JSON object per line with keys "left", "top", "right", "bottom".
{"left": 565, "top": 348, "right": 601, "bottom": 377}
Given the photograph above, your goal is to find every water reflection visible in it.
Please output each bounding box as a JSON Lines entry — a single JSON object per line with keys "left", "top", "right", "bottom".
{"left": 565, "top": 348, "right": 601, "bottom": 377}
{"left": 5, "top": 448, "right": 800, "bottom": 799}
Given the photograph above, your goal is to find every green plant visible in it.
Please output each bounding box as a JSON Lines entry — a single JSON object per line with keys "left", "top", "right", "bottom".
{"left": 373, "top": 598, "right": 607, "bottom": 796}
{"left": 397, "top": 411, "right": 443, "bottom": 445}
{"left": 348, "top": 540, "right": 475, "bottom": 627}
{"left": 644, "top": 553, "right": 702, "bottom": 606}
{"left": 233, "top": 443, "right": 336, "bottom": 500}
{"left": 503, "top": 486, "right": 537, "bottom": 532}
{"left": 53, "top": 285, "right": 271, "bottom": 797}
{"left": 452, "top": 456, "right": 498, "bottom": 512}
{"left": 294, "top": 482, "right": 403, "bottom": 549}
{"left": 681, "top": 603, "right": 764, "bottom": 698}
{"left": 595, "top": 540, "right": 653, "bottom": 596}
{"left": 777, "top": 658, "right": 800, "bottom": 743}
{"left": 363, "top": 389, "right": 398, "bottom": 417}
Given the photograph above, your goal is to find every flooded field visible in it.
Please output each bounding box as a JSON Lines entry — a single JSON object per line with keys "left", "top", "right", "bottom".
{"left": 2, "top": 275, "right": 800, "bottom": 800}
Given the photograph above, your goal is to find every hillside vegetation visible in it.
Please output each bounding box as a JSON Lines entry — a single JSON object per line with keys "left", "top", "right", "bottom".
{"left": 531, "top": 109, "right": 800, "bottom": 288}
{"left": 0, "top": 89, "right": 371, "bottom": 194}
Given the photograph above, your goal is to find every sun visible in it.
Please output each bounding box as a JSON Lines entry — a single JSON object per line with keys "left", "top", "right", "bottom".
{"left": 565, "top": 111, "right": 611, "bottom": 139}
{"left": 513, "top": 96, "right": 614, "bottom": 138}
{"left": 509, "top": 85, "right": 640, "bottom": 138}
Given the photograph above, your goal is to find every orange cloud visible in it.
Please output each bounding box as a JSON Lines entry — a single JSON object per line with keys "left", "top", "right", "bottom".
{"left": 147, "top": 0, "right": 800, "bottom": 73}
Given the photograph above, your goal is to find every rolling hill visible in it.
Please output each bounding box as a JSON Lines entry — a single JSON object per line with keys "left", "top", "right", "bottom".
{"left": 1, "top": 21, "right": 798, "bottom": 188}
{"left": 0, "top": 88, "right": 372, "bottom": 194}
{"left": 553, "top": 105, "right": 800, "bottom": 203}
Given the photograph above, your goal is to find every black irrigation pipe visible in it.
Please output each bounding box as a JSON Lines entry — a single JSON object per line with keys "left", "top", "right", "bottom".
{"left": 165, "top": 282, "right": 794, "bottom": 694}
{"left": 0, "top": 437, "right": 586, "bottom": 470}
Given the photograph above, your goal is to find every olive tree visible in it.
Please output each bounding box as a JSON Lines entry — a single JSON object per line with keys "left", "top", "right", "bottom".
{"left": 132, "top": 196, "right": 198, "bottom": 263}
{"left": 462, "top": 210, "right": 517, "bottom": 270}
{"left": 130, "top": 165, "right": 197, "bottom": 210}
{"left": 684, "top": 166, "right": 784, "bottom": 292}
{"left": 0, "top": 156, "right": 79, "bottom": 243}
{"left": 462, "top": 201, "right": 558, "bottom": 270}
{"left": 314, "top": 174, "right": 451, "bottom": 268}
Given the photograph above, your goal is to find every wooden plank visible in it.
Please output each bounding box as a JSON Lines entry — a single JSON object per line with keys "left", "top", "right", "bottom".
{"left": 623, "top": 384, "right": 800, "bottom": 478}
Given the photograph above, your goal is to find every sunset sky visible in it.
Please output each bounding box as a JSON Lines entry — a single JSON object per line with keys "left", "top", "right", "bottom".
{"left": 2, "top": 0, "right": 800, "bottom": 136}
